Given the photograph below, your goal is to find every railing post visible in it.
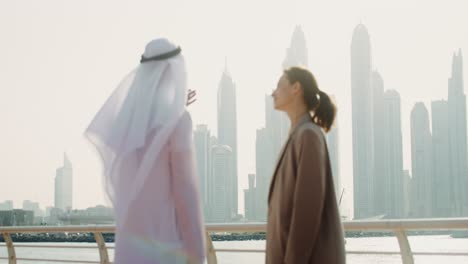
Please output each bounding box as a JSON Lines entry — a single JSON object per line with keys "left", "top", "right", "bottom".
{"left": 205, "top": 231, "right": 217, "bottom": 264}
{"left": 395, "top": 230, "right": 414, "bottom": 264}
{"left": 2, "top": 233, "right": 16, "bottom": 264}
{"left": 93, "top": 232, "right": 110, "bottom": 264}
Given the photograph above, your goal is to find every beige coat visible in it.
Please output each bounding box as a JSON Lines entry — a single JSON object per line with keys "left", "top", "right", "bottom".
{"left": 266, "top": 113, "right": 346, "bottom": 264}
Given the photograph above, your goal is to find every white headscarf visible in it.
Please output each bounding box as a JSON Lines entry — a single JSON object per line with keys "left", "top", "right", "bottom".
{"left": 85, "top": 38, "right": 187, "bottom": 224}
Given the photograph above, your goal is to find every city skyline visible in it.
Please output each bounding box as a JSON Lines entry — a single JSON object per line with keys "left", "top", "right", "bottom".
{"left": 1, "top": 45, "right": 467, "bottom": 220}
{"left": 350, "top": 23, "right": 468, "bottom": 219}
{"left": 196, "top": 24, "right": 468, "bottom": 222}
{"left": 2, "top": 32, "right": 466, "bottom": 221}
{"left": 1, "top": 1, "right": 468, "bottom": 218}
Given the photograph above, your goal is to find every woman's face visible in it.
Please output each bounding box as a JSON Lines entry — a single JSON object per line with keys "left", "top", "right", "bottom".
{"left": 272, "top": 74, "right": 298, "bottom": 111}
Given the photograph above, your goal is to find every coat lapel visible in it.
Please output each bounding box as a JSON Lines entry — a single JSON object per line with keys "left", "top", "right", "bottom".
{"left": 267, "top": 113, "right": 312, "bottom": 203}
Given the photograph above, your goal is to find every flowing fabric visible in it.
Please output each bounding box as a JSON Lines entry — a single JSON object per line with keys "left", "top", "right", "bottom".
{"left": 85, "top": 39, "right": 205, "bottom": 263}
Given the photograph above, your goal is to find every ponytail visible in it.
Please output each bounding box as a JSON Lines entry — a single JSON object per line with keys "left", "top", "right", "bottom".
{"left": 312, "top": 90, "right": 336, "bottom": 132}
{"left": 284, "top": 67, "right": 336, "bottom": 132}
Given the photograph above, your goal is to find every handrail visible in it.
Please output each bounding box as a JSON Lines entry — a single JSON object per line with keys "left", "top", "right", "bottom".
{"left": 1, "top": 218, "right": 468, "bottom": 264}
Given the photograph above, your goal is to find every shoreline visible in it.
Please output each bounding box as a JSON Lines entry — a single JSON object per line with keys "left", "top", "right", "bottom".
{"left": 0, "top": 230, "right": 461, "bottom": 243}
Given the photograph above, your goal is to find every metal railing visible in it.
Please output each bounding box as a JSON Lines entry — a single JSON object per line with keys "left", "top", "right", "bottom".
{"left": 1, "top": 218, "right": 468, "bottom": 264}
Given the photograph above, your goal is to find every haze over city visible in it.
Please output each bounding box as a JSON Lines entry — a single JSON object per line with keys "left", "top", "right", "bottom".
{"left": 1, "top": 0, "right": 468, "bottom": 219}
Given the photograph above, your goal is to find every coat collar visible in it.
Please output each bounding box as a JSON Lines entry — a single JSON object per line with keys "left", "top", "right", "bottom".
{"left": 268, "top": 112, "right": 312, "bottom": 202}
{"left": 289, "top": 112, "right": 313, "bottom": 136}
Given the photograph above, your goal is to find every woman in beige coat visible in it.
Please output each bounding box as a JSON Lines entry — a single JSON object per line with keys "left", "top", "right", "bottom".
{"left": 266, "top": 67, "right": 346, "bottom": 264}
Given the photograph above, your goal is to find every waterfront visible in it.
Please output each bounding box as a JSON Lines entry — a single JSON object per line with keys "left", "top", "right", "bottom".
{"left": 1, "top": 235, "right": 468, "bottom": 263}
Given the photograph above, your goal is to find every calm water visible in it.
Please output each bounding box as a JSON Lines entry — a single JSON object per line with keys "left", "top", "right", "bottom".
{"left": 1, "top": 235, "right": 468, "bottom": 263}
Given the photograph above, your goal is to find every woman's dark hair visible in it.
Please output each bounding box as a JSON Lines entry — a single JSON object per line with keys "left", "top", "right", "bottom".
{"left": 284, "top": 67, "right": 336, "bottom": 132}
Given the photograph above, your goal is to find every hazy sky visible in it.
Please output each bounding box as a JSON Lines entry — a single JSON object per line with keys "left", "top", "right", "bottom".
{"left": 1, "top": 0, "right": 467, "bottom": 217}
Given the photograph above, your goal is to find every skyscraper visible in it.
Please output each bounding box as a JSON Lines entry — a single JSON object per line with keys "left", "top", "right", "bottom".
{"left": 372, "top": 71, "right": 386, "bottom": 216}
{"left": 210, "top": 145, "right": 233, "bottom": 222}
{"left": 244, "top": 174, "right": 256, "bottom": 221}
{"left": 193, "top": 124, "right": 211, "bottom": 219}
{"left": 255, "top": 127, "right": 274, "bottom": 221}
{"left": 447, "top": 49, "right": 467, "bottom": 216}
{"left": 54, "top": 153, "right": 73, "bottom": 212}
{"left": 382, "top": 90, "right": 404, "bottom": 218}
{"left": 283, "top": 25, "right": 308, "bottom": 69}
{"left": 351, "top": 24, "right": 374, "bottom": 219}
{"left": 431, "top": 100, "right": 451, "bottom": 217}
{"left": 217, "top": 68, "right": 238, "bottom": 217}
{"left": 410, "top": 103, "right": 433, "bottom": 218}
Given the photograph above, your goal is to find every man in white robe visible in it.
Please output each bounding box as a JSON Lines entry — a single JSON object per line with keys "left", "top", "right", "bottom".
{"left": 86, "top": 38, "right": 205, "bottom": 264}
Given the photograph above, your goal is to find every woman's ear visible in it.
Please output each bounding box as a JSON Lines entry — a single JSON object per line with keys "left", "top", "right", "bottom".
{"left": 292, "top": 82, "right": 303, "bottom": 95}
